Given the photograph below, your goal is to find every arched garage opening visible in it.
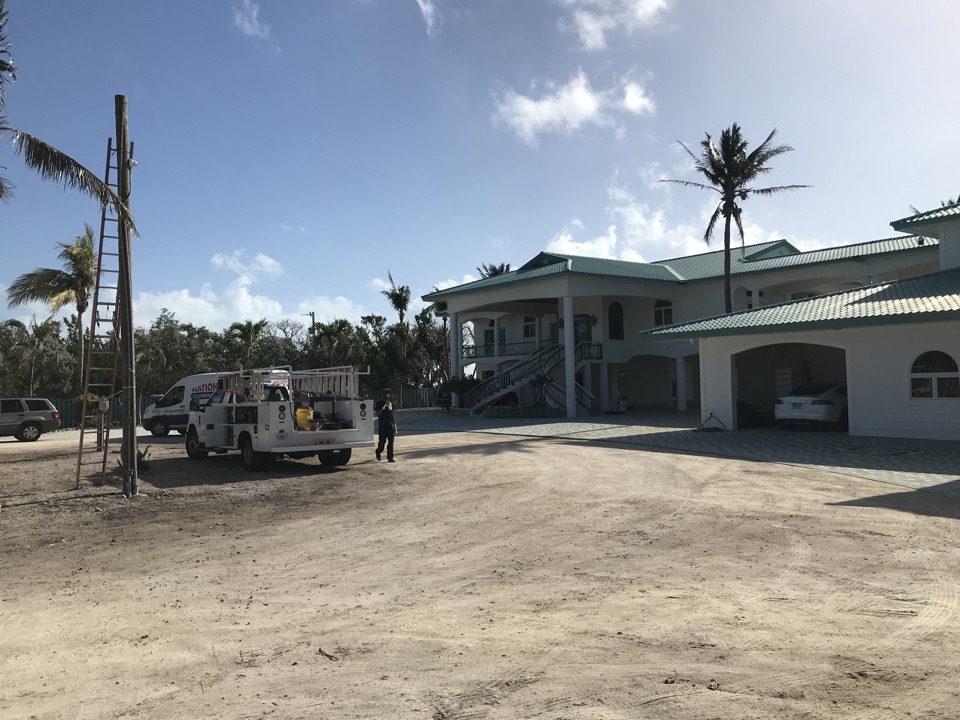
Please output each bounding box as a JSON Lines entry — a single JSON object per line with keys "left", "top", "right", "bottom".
{"left": 734, "top": 343, "right": 846, "bottom": 427}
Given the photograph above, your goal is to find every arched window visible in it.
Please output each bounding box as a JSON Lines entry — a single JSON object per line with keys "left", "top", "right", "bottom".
{"left": 654, "top": 299, "right": 673, "bottom": 327}
{"left": 608, "top": 302, "right": 624, "bottom": 340}
{"left": 523, "top": 316, "right": 536, "bottom": 338}
{"left": 910, "top": 351, "right": 960, "bottom": 398}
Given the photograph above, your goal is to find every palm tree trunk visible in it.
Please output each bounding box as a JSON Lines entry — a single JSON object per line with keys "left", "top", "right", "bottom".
{"left": 77, "top": 310, "right": 85, "bottom": 395}
{"left": 723, "top": 215, "right": 733, "bottom": 314}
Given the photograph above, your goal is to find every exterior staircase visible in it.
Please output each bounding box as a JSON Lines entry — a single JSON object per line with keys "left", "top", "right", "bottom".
{"left": 462, "top": 342, "right": 602, "bottom": 415}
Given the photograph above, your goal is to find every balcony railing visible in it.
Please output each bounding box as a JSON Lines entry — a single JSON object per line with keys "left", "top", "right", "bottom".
{"left": 462, "top": 339, "right": 551, "bottom": 359}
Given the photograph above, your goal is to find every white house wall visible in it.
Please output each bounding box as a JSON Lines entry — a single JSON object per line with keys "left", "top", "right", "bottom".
{"left": 699, "top": 322, "right": 960, "bottom": 440}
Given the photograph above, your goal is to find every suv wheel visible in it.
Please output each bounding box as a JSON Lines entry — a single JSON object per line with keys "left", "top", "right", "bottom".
{"left": 16, "top": 422, "right": 42, "bottom": 442}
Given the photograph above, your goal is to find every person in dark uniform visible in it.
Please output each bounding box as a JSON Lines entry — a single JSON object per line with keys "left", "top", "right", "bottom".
{"left": 376, "top": 392, "right": 396, "bottom": 462}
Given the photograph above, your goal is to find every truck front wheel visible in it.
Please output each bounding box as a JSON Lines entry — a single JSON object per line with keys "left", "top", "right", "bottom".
{"left": 185, "top": 427, "right": 208, "bottom": 460}
{"left": 241, "top": 435, "right": 265, "bottom": 471}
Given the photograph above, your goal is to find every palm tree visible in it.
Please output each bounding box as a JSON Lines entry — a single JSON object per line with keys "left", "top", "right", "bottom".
{"left": 7, "top": 225, "right": 96, "bottom": 391}
{"left": 381, "top": 271, "right": 411, "bottom": 323}
{"left": 0, "top": 1, "right": 135, "bottom": 231}
{"left": 477, "top": 262, "right": 511, "bottom": 278}
{"left": 225, "top": 319, "right": 269, "bottom": 368}
{"left": 662, "top": 124, "right": 807, "bottom": 313}
{"left": 3, "top": 317, "right": 62, "bottom": 396}
{"left": 380, "top": 272, "right": 412, "bottom": 401}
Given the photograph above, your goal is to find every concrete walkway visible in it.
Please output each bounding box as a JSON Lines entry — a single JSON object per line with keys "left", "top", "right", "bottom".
{"left": 395, "top": 408, "right": 960, "bottom": 499}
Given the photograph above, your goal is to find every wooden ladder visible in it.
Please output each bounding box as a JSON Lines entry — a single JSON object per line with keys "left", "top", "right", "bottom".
{"left": 74, "top": 137, "right": 134, "bottom": 489}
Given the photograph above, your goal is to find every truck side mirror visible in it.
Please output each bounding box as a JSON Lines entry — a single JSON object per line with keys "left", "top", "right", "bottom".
{"left": 189, "top": 399, "right": 200, "bottom": 412}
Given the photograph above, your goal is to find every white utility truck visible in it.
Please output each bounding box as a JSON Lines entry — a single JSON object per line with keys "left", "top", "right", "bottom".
{"left": 184, "top": 366, "right": 374, "bottom": 470}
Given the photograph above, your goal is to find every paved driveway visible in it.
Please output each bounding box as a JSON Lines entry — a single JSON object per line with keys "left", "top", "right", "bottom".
{"left": 396, "top": 409, "right": 960, "bottom": 498}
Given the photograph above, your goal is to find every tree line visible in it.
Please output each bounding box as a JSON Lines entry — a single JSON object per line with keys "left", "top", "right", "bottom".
{"left": 2, "top": 274, "right": 450, "bottom": 403}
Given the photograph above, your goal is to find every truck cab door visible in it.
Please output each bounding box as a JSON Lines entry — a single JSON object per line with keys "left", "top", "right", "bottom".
{"left": 201, "top": 391, "right": 230, "bottom": 448}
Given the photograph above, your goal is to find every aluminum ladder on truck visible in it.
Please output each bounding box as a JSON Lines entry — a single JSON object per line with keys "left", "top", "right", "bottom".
{"left": 74, "top": 137, "right": 134, "bottom": 489}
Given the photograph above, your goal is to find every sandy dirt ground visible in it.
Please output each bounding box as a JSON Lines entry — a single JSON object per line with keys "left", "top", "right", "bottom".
{"left": 2, "top": 419, "right": 960, "bottom": 720}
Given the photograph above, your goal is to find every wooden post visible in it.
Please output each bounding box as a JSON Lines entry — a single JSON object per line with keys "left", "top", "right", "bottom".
{"left": 115, "top": 95, "right": 139, "bottom": 497}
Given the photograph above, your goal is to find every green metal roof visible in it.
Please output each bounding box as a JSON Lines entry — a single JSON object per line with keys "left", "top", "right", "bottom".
{"left": 891, "top": 202, "right": 960, "bottom": 234}
{"left": 642, "top": 267, "right": 960, "bottom": 340}
{"left": 423, "top": 236, "right": 938, "bottom": 301}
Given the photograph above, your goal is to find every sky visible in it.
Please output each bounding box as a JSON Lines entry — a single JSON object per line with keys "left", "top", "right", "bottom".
{"left": 2, "top": 0, "right": 960, "bottom": 333}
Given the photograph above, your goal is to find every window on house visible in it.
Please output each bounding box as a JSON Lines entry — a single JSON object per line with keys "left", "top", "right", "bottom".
{"left": 654, "top": 299, "right": 672, "bottom": 327}
{"left": 608, "top": 302, "right": 624, "bottom": 340}
{"left": 910, "top": 351, "right": 960, "bottom": 398}
{"left": 523, "top": 316, "right": 536, "bottom": 338}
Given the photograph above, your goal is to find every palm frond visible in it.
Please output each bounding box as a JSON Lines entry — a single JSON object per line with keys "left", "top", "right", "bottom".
{"left": 661, "top": 178, "right": 719, "bottom": 193}
{"left": 6, "top": 268, "right": 75, "bottom": 307}
{"left": 0, "top": 0, "right": 13, "bottom": 111}
{"left": 749, "top": 183, "right": 811, "bottom": 197}
{"left": 703, "top": 203, "right": 723, "bottom": 245}
{"left": 11, "top": 130, "right": 139, "bottom": 236}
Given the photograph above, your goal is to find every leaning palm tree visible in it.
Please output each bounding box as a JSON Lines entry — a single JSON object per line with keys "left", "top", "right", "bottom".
{"left": 0, "top": 0, "right": 135, "bottom": 231}
{"left": 477, "top": 262, "right": 511, "bottom": 279}
{"left": 7, "top": 225, "right": 96, "bottom": 392}
{"left": 662, "top": 124, "right": 807, "bottom": 313}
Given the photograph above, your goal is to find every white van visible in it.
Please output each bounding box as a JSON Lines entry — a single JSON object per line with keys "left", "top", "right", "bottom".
{"left": 142, "top": 373, "right": 228, "bottom": 437}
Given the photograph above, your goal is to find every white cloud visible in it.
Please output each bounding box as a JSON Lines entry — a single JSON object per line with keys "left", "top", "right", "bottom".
{"left": 561, "top": 0, "right": 673, "bottom": 50}
{"left": 280, "top": 223, "right": 305, "bottom": 233}
{"left": 546, "top": 223, "right": 619, "bottom": 257}
{"left": 131, "top": 251, "right": 293, "bottom": 331}
{"left": 542, "top": 180, "right": 798, "bottom": 266}
{"left": 233, "top": 0, "right": 280, "bottom": 52}
{"left": 622, "top": 81, "right": 655, "bottom": 114}
{"left": 296, "top": 295, "right": 368, "bottom": 324}
{"left": 493, "top": 71, "right": 654, "bottom": 145}
{"left": 133, "top": 283, "right": 285, "bottom": 332}
{"left": 233, "top": 0, "right": 270, "bottom": 38}
{"left": 431, "top": 273, "right": 480, "bottom": 292}
{"left": 368, "top": 277, "right": 392, "bottom": 293}
{"left": 415, "top": 0, "right": 441, "bottom": 36}
{"left": 211, "top": 250, "right": 284, "bottom": 288}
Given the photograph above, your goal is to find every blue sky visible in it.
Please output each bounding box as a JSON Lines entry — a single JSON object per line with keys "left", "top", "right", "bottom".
{"left": 2, "top": 0, "right": 959, "bottom": 331}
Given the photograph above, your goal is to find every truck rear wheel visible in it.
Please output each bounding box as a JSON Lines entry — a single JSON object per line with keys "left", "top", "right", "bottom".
{"left": 241, "top": 435, "right": 265, "bottom": 471}
{"left": 318, "top": 448, "right": 351, "bottom": 467}
{"left": 185, "top": 427, "right": 208, "bottom": 460}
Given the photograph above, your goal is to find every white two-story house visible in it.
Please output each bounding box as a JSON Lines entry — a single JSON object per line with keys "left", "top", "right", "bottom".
{"left": 643, "top": 204, "right": 960, "bottom": 440}
{"left": 424, "top": 233, "right": 939, "bottom": 422}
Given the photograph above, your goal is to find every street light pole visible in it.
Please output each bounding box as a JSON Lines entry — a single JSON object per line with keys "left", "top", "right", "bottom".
{"left": 303, "top": 311, "right": 316, "bottom": 337}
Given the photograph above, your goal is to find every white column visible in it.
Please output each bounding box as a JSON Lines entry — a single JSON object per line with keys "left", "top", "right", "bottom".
{"left": 494, "top": 317, "right": 500, "bottom": 360}
{"left": 676, "top": 356, "right": 687, "bottom": 411}
{"left": 563, "top": 296, "right": 576, "bottom": 418}
{"left": 450, "top": 313, "right": 461, "bottom": 407}
{"left": 600, "top": 362, "right": 609, "bottom": 412}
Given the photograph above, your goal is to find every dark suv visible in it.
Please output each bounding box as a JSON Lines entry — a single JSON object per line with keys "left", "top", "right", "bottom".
{"left": 0, "top": 398, "right": 61, "bottom": 441}
{"left": 436, "top": 382, "right": 452, "bottom": 411}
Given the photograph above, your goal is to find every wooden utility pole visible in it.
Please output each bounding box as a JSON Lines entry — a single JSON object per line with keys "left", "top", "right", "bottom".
{"left": 115, "top": 95, "right": 138, "bottom": 497}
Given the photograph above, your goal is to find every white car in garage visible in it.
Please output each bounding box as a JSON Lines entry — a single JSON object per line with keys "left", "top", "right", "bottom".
{"left": 775, "top": 383, "right": 848, "bottom": 429}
